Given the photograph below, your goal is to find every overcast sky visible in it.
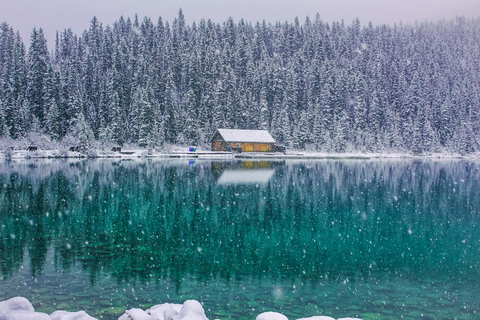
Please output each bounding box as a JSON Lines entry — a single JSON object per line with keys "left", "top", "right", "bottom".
{"left": 2, "top": 0, "right": 480, "bottom": 48}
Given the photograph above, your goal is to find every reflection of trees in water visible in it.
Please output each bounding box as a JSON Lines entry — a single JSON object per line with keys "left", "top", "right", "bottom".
{"left": 0, "top": 160, "right": 480, "bottom": 286}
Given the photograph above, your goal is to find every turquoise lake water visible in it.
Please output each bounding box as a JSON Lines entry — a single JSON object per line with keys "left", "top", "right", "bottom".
{"left": 0, "top": 159, "right": 479, "bottom": 320}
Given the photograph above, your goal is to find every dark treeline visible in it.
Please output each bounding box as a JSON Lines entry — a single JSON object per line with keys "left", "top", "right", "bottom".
{"left": 1, "top": 12, "right": 480, "bottom": 153}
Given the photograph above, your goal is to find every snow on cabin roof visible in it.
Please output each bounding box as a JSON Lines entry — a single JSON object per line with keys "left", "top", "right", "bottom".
{"left": 215, "top": 129, "right": 276, "bottom": 143}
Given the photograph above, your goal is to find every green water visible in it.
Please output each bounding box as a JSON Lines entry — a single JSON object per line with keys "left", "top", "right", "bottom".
{"left": 0, "top": 159, "right": 479, "bottom": 320}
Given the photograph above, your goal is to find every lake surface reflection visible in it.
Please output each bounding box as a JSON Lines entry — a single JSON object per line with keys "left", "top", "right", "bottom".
{"left": 0, "top": 159, "right": 479, "bottom": 320}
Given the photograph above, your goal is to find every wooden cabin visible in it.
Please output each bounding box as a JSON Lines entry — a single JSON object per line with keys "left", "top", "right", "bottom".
{"left": 210, "top": 129, "right": 276, "bottom": 152}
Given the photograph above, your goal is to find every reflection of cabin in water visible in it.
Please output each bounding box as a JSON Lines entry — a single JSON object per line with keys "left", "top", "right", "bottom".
{"left": 217, "top": 169, "right": 275, "bottom": 185}
{"left": 212, "top": 160, "right": 277, "bottom": 185}
{"left": 211, "top": 160, "right": 276, "bottom": 173}
{"left": 210, "top": 129, "right": 276, "bottom": 152}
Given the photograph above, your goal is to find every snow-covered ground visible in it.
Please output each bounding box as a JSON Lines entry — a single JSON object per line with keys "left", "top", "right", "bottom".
{"left": 0, "top": 145, "right": 234, "bottom": 160}
{"left": 2, "top": 134, "right": 480, "bottom": 160}
{"left": 1, "top": 141, "right": 479, "bottom": 160}
{"left": 0, "top": 297, "right": 361, "bottom": 320}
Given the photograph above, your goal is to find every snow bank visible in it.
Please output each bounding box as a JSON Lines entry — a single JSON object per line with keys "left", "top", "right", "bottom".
{"left": 0, "top": 297, "right": 362, "bottom": 320}
{"left": 256, "top": 312, "right": 289, "bottom": 320}
{"left": 0, "top": 312, "right": 51, "bottom": 320}
{"left": 146, "top": 303, "right": 182, "bottom": 320}
{"left": 119, "top": 300, "right": 207, "bottom": 320}
{"left": 50, "top": 311, "right": 97, "bottom": 320}
{"left": 0, "top": 297, "right": 34, "bottom": 314}
{"left": 118, "top": 301, "right": 361, "bottom": 320}
{"left": 255, "top": 314, "right": 362, "bottom": 320}
{"left": 0, "top": 298, "right": 95, "bottom": 320}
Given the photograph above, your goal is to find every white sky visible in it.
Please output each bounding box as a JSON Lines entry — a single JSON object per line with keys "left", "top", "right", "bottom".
{"left": 2, "top": 0, "right": 480, "bottom": 48}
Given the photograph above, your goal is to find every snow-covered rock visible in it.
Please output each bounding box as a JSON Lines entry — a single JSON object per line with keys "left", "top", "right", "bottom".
{"left": 256, "top": 312, "right": 289, "bottom": 320}
{"left": 118, "top": 309, "right": 156, "bottom": 320}
{"left": 296, "top": 317, "right": 335, "bottom": 320}
{"left": 119, "top": 300, "right": 207, "bottom": 320}
{"left": 178, "top": 300, "right": 207, "bottom": 320}
{"left": 0, "top": 297, "right": 35, "bottom": 315}
{"left": 163, "top": 300, "right": 207, "bottom": 320}
{"left": 0, "top": 298, "right": 98, "bottom": 320}
{"left": 162, "top": 308, "right": 177, "bottom": 320}
{"left": 147, "top": 304, "right": 182, "bottom": 320}
{"left": 0, "top": 312, "right": 51, "bottom": 320}
{"left": 50, "top": 310, "right": 96, "bottom": 320}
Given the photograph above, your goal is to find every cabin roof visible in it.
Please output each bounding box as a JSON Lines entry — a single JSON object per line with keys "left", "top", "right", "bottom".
{"left": 213, "top": 129, "right": 276, "bottom": 143}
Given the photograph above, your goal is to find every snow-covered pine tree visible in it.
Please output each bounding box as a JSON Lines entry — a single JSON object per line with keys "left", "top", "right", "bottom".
{"left": 26, "top": 28, "right": 50, "bottom": 125}
{"left": 110, "top": 92, "right": 124, "bottom": 146}
{"left": 136, "top": 88, "right": 153, "bottom": 147}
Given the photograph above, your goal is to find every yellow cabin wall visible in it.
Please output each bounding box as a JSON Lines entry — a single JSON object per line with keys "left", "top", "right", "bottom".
{"left": 228, "top": 142, "right": 273, "bottom": 152}
{"left": 211, "top": 140, "right": 274, "bottom": 152}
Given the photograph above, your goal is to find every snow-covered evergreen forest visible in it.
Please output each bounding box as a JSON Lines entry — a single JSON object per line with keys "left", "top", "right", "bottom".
{"left": 1, "top": 11, "right": 480, "bottom": 154}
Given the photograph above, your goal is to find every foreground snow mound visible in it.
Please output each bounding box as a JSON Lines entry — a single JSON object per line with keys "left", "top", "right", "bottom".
{"left": 267, "top": 313, "right": 362, "bottom": 320}
{"left": 0, "top": 312, "right": 51, "bottom": 320}
{"left": 50, "top": 311, "right": 97, "bottom": 320}
{"left": 146, "top": 304, "right": 182, "bottom": 320}
{"left": 118, "top": 309, "right": 156, "bottom": 320}
{"left": 176, "top": 300, "right": 207, "bottom": 320}
{"left": 257, "top": 312, "right": 289, "bottom": 320}
{"left": 0, "top": 298, "right": 98, "bottom": 320}
{"left": 0, "top": 298, "right": 35, "bottom": 315}
{"left": 0, "top": 297, "right": 49, "bottom": 320}
{"left": 119, "top": 300, "right": 207, "bottom": 320}
{"left": 0, "top": 297, "right": 360, "bottom": 320}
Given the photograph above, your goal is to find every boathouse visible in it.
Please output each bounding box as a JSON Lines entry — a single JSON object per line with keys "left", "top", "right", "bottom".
{"left": 210, "top": 129, "right": 276, "bottom": 152}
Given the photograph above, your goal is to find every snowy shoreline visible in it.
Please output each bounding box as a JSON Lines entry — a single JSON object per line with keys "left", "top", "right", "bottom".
{"left": 1, "top": 147, "right": 479, "bottom": 161}
{"left": 0, "top": 297, "right": 361, "bottom": 320}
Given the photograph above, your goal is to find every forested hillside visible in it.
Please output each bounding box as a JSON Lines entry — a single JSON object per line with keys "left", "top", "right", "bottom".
{"left": 1, "top": 11, "right": 480, "bottom": 154}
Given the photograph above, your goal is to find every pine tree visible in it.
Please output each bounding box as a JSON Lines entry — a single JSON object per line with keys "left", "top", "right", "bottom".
{"left": 184, "top": 88, "right": 199, "bottom": 144}
{"left": 0, "top": 24, "right": 15, "bottom": 137}
{"left": 26, "top": 28, "right": 50, "bottom": 125}
{"left": 439, "top": 97, "right": 454, "bottom": 146}
{"left": 212, "top": 79, "right": 225, "bottom": 129}
{"left": 279, "top": 92, "right": 292, "bottom": 146}
{"left": 152, "top": 116, "right": 165, "bottom": 148}
{"left": 0, "top": 103, "right": 7, "bottom": 137}
{"left": 259, "top": 88, "right": 270, "bottom": 130}
{"left": 44, "top": 100, "right": 61, "bottom": 140}
{"left": 293, "top": 111, "right": 309, "bottom": 149}
{"left": 368, "top": 88, "right": 384, "bottom": 150}
{"left": 42, "top": 63, "right": 62, "bottom": 139}
{"left": 332, "top": 109, "right": 348, "bottom": 152}
{"left": 110, "top": 92, "right": 124, "bottom": 146}
{"left": 422, "top": 118, "right": 439, "bottom": 153}
{"left": 137, "top": 88, "right": 155, "bottom": 147}
{"left": 70, "top": 112, "right": 94, "bottom": 152}
{"left": 164, "top": 71, "right": 179, "bottom": 143}
{"left": 14, "top": 99, "right": 31, "bottom": 138}
{"left": 312, "top": 100, "right": 326, "bottom": 149}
